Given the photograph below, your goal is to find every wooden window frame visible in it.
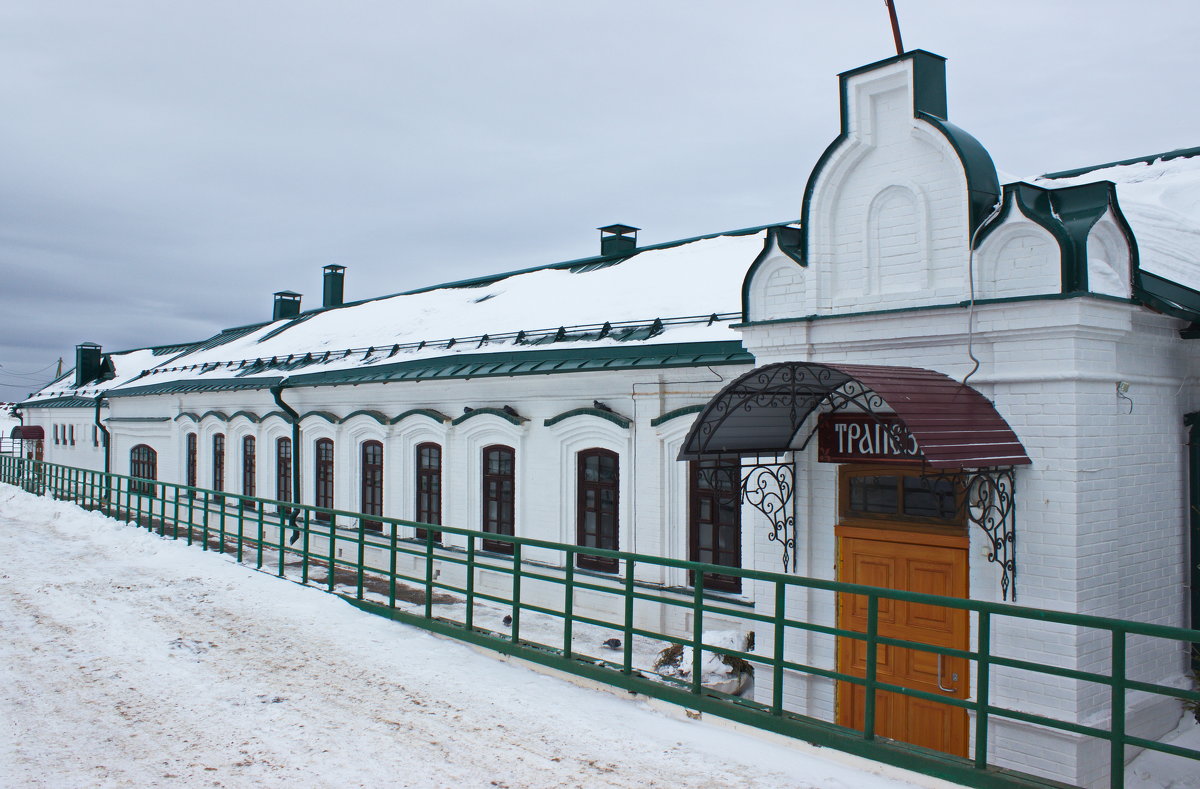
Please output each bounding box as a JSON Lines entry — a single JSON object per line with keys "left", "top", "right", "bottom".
{"left": 186, "top": 432, "right": 198, "bottom": 498}
{"left": 212, "top": 433, "right": 225, "bottom": 504}
{"left": 688, "top": 457, "right": 742, "bottom": 593}
{"left": 276, "top": 437, "right": 292, "bottom": 514}
{"left": 242, "top": 435, "right": 257, "bottom": 510}
{"left": 838, "top": 463, "right": 965, "bottom": 536}
{"left": 481, "top": 444, "right": 515, "bottom": 554}
{"left": 415, "top": 442, "right": 442, "bottom": 543}
{"left": 314, "top": 438, "right": 334, "bottom": 523}
{"left": 576, "top": 448, "right": 619, "bottom": 573}
{"left": 360, "top": 440, "right": 384, "bottom": 532}
{"left": 130, "top": 444, "right": 157, "bottom": 496}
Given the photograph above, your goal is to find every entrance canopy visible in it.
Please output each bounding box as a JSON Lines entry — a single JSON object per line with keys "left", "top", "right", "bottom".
{"left": 679, "top": 362, "right": 1029, "bottom": 470}
{"left": 10, "top": 425, "right": 43, "bottom": 440}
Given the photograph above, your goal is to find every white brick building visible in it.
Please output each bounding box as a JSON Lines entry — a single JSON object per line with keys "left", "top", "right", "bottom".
{"left": 13, "top": 50, "right": 1200, "bottom": 786}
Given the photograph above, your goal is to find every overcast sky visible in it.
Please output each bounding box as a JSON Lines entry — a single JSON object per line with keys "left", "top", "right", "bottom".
{"left": 1, "top": 1, "right": 1197, "bottom": 402}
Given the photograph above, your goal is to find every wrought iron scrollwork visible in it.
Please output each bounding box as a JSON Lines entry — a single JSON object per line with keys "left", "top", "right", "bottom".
{"left": 740, "top": 457, "right": 797, "bottom": 573}
{"left": 918, "top": 467, "right": 1018, "bottom": 601}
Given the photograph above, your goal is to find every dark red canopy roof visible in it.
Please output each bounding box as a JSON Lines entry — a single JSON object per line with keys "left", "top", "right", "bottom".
{"left": 679, "top": 361, "right": 1029, "bottom": 469}
{"left": 11, "top": 425, "right": 44, "bottom": 440}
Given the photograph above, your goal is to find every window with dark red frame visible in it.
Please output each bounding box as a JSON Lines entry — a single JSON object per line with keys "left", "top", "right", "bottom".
{"left": 186, "top": 432, "right": 197, "bottom": 498}
{"left": 481, "top": 445, "right": 514, "bottom": 553}
{"left": 577, "top": 448, "right": 618, "bottom": 572}
{"left": 315, "top": 438, "right": 334, "bottom": 523}
{"left": 276, "top": 437, "right": 292, "bottom": 514}
{"left": 242, "top": 435, "right": 256, "bottom": 510}
{"left": 688, "top": 458, "right": 742, "bottom": 593}
{"left": 212, "top": 433, "right": 225, "bottom": 504}
{"left": 415, "top": 442, "right": 442, "bottom": 542}
{"left": 130, "top": 444, "right": 157, "bottom": 496}
{"left": 360, "top": 440, "right": 383, "bottom": 532}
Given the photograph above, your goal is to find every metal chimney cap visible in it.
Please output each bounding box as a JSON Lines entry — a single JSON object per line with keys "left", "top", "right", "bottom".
{"left": 598, "top": 224, "right": 639, "bottom": 236}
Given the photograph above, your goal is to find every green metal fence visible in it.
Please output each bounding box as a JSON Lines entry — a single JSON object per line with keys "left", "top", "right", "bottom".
{"left": 2, "top": 454, "right": 1198, "bottom": 789}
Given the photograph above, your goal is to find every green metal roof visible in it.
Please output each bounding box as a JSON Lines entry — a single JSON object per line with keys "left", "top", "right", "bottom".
{"left": 20, "top": 396, "right": 101, "bottom": 409}
{"left": 104, "top": 342, "right": 751, "bottom": 399}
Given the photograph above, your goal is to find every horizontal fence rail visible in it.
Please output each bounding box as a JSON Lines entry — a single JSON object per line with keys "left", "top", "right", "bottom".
{"left": 2, "top": 455, "right": 1198, "bottom": 789}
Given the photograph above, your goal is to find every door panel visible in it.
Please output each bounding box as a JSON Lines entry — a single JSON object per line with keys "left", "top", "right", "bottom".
{"left": 837, "top": 531, "right": 969, "bottom": 757}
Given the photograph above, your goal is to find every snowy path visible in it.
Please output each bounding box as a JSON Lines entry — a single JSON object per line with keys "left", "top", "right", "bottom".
{"left": 0, "top": 485, "right": 931, "bottom": 789}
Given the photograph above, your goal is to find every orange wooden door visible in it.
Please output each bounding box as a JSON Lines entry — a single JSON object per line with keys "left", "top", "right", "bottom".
{"left": 836, "top": 527, "right": 969, "bottom": 756}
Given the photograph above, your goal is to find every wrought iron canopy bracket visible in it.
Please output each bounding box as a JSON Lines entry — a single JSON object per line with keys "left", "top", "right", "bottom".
{"left": 740, "top": 454, "right": 797, "bottom": 574}
{"left": 924, "top": 466, "right": 1018, "bottom": 601}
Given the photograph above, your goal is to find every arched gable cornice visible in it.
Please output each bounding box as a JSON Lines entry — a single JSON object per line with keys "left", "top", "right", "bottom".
{"left": 543, "top": 407, "right": 631, "bottom": 430}
{"left": 174, "top": 412, "right": 201, "bottom": 423}
{"left": 650, "top": 404, "right": 705, "bottom": 428}
{"left": 229, "top": 410, "right": 261, "bottom": 423}
{"left": 259, "top": 410, "right": 291, "bottom": 424}
{"left": 341, "top": 409, "right": 388, "bottom": 425}
{"left": 390, "top": 408, "right": 451, "bottom": 425}
{"left": 300, "top": 410, "right": 339, "bottom": 424}
{"left": 199, "top": 410, "right": 229, "bottom": 422}
{"left": 451, "top": 407, "right": 527, "bottom": 427}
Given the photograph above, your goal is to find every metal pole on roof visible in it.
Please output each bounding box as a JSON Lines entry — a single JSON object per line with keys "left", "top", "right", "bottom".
{"left": 885, "top": 0, "right": 904, "bottom": 55}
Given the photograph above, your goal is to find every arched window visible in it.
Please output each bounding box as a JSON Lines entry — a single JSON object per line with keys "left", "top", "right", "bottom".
{"left": 314, "top": 438, "right": 335, "bottom": 523}
{"left": 360, "top": 440, "right": 383, "bottom": 532}
{"left": 242, "top": 435, "right": 256, "bottom": 510}
{"left": 415, "top": 442, "right": 442, "bottom": 542}
{"left": 577, "top": 449, "right": 618, "bottom": 572}
{"left": 130, "top": 444, "right": 157, "bottom": 496}
{"left": 688, "top": 458, "right": 741, "bottom": 593}
{"left": 276, "top": 437, "right": 292, "bottom": 512}
{"left": 212, "top": 433, "right": 226, "bottom": 504}
{"left": 185, "top": 433, "right": 198, "bottom": 498}
{"left": 481, "top": 445, "right": 515, "bottom": 554}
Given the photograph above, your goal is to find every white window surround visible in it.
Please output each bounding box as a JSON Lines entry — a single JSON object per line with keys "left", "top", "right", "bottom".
{"left": 343, "top": 417, "right": 389, "bottom": 515}
{"left": 453, "top": 414, "right": 526, "bottom": 548}
{"left": 545, "top": 417, "right": 631, "bottom": 557}
{"left": 396, "top": 421, "right": 449, "bottom": 533}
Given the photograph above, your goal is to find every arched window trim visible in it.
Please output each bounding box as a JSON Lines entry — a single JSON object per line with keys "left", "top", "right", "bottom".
{"left": 242, "top": 435, "right": 257, "bottom": 510}
{"left": 415, "top": 441, "right": 442, "bottom": 542}
{"left": 576, "top": 448, "right": 619, "bottom": 573}
{"left": 130, "top": 444, "right": 158, "bottom": 496}
{"left": 212, "top": 433, "right": 226, "bottom": 504}
{"left": 314, "top": 437, "right": 335, "bottom": 523}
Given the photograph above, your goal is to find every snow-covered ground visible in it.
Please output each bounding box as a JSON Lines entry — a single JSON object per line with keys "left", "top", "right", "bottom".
{"left": 0, "top": 484, "right": 941, "bottom": 789}
{"left": 2, "top": 483, "right": 1197, "bottom": 788}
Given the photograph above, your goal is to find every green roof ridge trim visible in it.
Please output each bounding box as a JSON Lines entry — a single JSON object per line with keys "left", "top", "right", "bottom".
{"left": 200, "top": 410, "right": 230, "bottom": 422}
{"left": 389, "top": 409, "right": 450, "bottom": 425}
{"left": 452, "top": 407, "right": 528, "bottom": 427}
{"left": 543, "top": 407, "right": 631, "bottom": 429}
{"left": 650, "top": 404, "right": 705, "bottom": 427}
{"left": 174, "top": 412, "right": 201, "bottom": 422}
{"left": 341, "top": 409, "right": 389, "bottom": 425}
{"left": 1041, "top": 145, "right": 1200, "bottom": 180}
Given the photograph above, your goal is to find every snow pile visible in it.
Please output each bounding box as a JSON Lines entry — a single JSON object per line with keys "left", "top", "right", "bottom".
{"left": 1036, "top": 153, "right": 1200, "bottom": 292}
{"left": 0, "top": 483, "right": 926, "bottom": 789}
{"left": 653, "top": 629, "right": 754, "bottom": 695}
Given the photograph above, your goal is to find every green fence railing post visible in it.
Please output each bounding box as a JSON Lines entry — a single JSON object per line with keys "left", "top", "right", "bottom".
{"left": 424, "top": 530, "right": 435, "bottom": 619}
{"left": 692, "top": 572, "right": 704, "bottom": 694}
{"left": 388, "top": 523, "right": 397, "bottom": 609}
{"left": 564, "top": 549, "right": 575, "bottom": 658}
{"left": 864, "top": 594, "right": 879, "bottom": 741}
{"left": 773, "top": 581, "right": 786, "bottom": 716}
{"left": 1111, "top": 629, "right": 1127, "bottom": 789}
{"left": 327, "top": 516, "right": 336, "bottom": 592}
{"left": 624, "top": 558, "right": 635, "bottom": 676}
{"left": 466, "top": 535, "right": 476, "bottom": 631}
{"left": 255, "top": 504, "right": 264, "bottom": 569}
{"left": 975, "top": 610, "right": 991, "bottom": 769}
{"left": 511, "top": 543, "right": 522, "bottom": 644}
{"left": 356, "top": 521, "right": 366, "bottom": 600}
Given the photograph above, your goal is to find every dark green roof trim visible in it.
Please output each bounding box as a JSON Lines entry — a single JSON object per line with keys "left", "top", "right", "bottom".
{"left": 200, "top": 410, "right": 230, "bottom": 422}
{"left": 390, "top": 409, "right": 450, "bottom": 425}
{"left": 105, "top": 376, "right": 285, "bottom": 399}
{"left": 1042, "top": 145, "right": 1200, "bottom": 180}
{"left": 174, "top": 412, "right": 201, "bottom": 422}
{"left": 452, "top": 407, "right": 528, "bottom": 427}
{"left": 740, "top": 225, "right": 803, "bottom": 321}
{"left": 800, "top": 50, "right": 999, "bottom": 268}
{"left": 1135, "top": 271, "right": 1200, "bottom": 323}
{"left": 342, "top": 409, "right": 389, "bottom": 425}
{"left": 107, "top": 416, "right": 170, "bottom": 423}
{"left": 300, "top": 410, "right": 339, "bottom": 424}
{"left": 229, "top": 410, "right": 262, "bottom": 423}
{"left": 19, "top": 396, "right": 99, "bottom": 409}
{"left": 650, "top": 404, "right": 705, "bottom": 428}
{"left": 734, "top": 290, "right": 1137, "bottom": 329}
{"left": 259, "top": 410, "right": 291, "bottom": 423}
{"left": 543, "top": 407, "right": 631, "bottom": 430}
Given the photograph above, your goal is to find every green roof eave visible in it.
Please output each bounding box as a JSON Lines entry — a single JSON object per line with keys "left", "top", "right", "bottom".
{"left": 18, "top": 396, "right": 100, "bottom": 409}
{"left": 104, "top": 376, "right": 286, "bottom": 399}
{"left": 1135, "top": 270, "right": 1200, "bottom": 322}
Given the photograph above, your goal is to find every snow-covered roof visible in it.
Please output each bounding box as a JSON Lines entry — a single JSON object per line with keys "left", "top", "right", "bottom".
{"left": 1036, "top": 147, "right": 1200, "bottom": 292}
{"left": 24, "top": 225, "right": 777, "bottom": 404}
